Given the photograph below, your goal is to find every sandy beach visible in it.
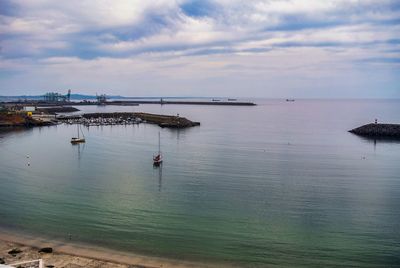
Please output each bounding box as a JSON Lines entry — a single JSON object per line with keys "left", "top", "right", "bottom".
{"left": 0, "top": 230, "right": 227, "bottom": 268}
{"left": 0, "top": 240, "right": 129, "bottom": 268}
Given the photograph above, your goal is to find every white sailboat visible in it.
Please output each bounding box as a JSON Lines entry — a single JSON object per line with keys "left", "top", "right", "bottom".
{"left": 71, "top": 124, "right": 85, "bottom": 144}
{"left": 153, "top": 132, "right": 162, "bottom": 166}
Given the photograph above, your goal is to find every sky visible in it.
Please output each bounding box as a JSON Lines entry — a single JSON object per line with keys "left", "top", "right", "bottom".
{"left": 0, "top": 0, "right": 399, "bottom": 98}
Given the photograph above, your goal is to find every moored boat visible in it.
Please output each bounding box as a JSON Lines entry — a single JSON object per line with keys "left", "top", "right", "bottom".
{"left": 153, "top": 132, "right": 163, "bottom": 166}
{"left": 71, "top": 124, "right": 85, "bottom": 144}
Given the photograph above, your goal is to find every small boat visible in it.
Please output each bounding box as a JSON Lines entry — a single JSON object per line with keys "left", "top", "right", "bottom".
{"left": 71, "top": 124, "right": 85, "bottom": 144}
{"left": 286, "top": 99, "right": 295, "bottom": 102}
{"left": 153, "top": 132, "right": 163, "bottom": 166}
{"left": 228, "top": 98, "right": 237, "bottom": 101}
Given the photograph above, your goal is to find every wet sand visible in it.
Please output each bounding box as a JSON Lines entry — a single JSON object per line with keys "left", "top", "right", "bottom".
{"left": 0, "top": 230, "right": 228, "bottom": 268}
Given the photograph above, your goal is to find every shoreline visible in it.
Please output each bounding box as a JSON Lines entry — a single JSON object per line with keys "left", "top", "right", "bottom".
{"left": 1, "top": 111, "right": 200, "bottom": 130}
{"left": 0, "top": 228, "right": 231, "bottom": 268}
{"left": 1, "top": 100, "right": 256, "bottom": 106}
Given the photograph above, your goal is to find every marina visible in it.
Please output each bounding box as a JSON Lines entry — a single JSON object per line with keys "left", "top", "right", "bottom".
{"left": 59, "top": 114, "right": 143, "bottom": 127}
{"left": 57, "top": 112, "right": 200, "bottom": 128}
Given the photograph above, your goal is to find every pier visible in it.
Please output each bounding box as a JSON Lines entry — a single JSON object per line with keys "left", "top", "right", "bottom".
{"left": 57, "top": 112, "right": 200, "bottom": 128}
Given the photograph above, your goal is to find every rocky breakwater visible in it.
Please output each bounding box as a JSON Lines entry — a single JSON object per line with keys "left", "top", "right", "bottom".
{"left": 134, "top": 112, "right": 200, "bottom": 128}
{"left": 58, "top": 112, "right": 200, "bottom": 128}
{"left": 349, "top": 123, "right": 400, "bottom": 138}
{"left": 37, "top": 106, "right": 79, "bottom": 114}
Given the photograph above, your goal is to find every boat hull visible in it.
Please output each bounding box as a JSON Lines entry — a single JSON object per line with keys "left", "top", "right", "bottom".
{"left": 71, "top": 138, "right": 85, "bottom": 144}
{"left": 153, "top": 160, "right": 162, "bottom": 166}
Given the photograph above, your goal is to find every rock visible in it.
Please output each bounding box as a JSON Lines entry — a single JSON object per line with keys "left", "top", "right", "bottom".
{"left": 349, "top": 123, "right": 400, "bottom": 138}
{"left": 0, "top": 257, "right": 5, "bottom": 264}
{"left": 134, "top": 112, "right": 200, "bottom": 128}
{"left": 8, "top": 248, "right": 22, "bottom": 255}
{"left": 46, "top": 265, "right": 54, "bottom": 268}
{"left": 39, "top": 247, "right": 53, "bottom": 253}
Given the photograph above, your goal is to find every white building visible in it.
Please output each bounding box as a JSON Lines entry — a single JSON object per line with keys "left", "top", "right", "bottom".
{"left": 23, "top": 106, "right": 36, "bottom": 112}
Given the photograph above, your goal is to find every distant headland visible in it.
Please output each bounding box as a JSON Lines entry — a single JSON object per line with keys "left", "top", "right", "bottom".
{"left": 0, "top": 91, "right": 256, "bottom": 106}
{"left": 0, "top": 91, "right": 256, "bottom": 130}
{"left": 0, "top": 91, "right": 255, "bottom": 130}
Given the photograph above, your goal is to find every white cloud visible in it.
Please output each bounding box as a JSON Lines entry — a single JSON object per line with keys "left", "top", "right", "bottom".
{"left": 0, "top": 0, "right": 399, "bottom": 97}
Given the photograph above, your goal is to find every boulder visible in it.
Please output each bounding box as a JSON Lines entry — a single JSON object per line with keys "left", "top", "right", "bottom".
{"left": 39, "top": 247, "right": 53, "bottom": 253}
{"left": 8, "top": 248, "right": 22, "bottom": 255}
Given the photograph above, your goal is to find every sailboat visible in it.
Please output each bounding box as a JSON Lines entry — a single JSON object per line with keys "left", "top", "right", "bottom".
{"left": 153, "top": 132, "right": 162, "bottom": 166}
{"left": 71, "top": 124, "right": 85, "bottom": 144}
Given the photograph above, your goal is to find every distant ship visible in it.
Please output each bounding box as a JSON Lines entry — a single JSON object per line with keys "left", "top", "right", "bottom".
{"left": 286, "top": 99, "right": 295, "bottom": 102}
{"left": 228, "top": 98, "right": 237, "bottom": 101}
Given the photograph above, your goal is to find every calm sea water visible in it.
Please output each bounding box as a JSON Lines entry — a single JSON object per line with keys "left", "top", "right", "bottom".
{"left": 1, "top": 99, "right": 400, "bottom": 267}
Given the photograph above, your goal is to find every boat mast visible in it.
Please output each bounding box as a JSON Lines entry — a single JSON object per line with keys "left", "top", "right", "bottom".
{"left": 80, "top": 125, "right": 85, "bottom": 138}
{"left": 158, "top": 132, "right": 161, "bottom": 155}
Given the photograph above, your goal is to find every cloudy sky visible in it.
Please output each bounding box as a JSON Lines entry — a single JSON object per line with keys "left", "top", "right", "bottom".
{"left": 0, "top": 0, "right": 399, "bottom": 98}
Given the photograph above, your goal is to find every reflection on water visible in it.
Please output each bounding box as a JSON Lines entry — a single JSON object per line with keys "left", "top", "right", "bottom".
{"left": 355, "top": 135, "right": 400, "bottom": 144}
{"left": 73, "top": 143, "right": 85, "bottom": 162}
{"left": 0, "top": 100, "right": 400, "bottom": 267}
{"left": 154, "top": 164, "right": 163, "bottom": 192}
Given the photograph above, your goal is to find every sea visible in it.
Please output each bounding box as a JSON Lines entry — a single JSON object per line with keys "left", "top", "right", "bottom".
{"left": 0, "top": 99, "right": 399, "bottom": 267}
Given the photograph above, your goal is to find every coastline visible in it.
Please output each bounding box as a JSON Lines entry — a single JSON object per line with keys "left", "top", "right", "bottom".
{"left": 0, "top": 228, "right": 231, "bottom": 268}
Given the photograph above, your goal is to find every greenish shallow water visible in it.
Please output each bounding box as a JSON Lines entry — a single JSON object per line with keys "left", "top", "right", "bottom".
{"left": 1, "top": 99, "right": 400, "bottom": 267}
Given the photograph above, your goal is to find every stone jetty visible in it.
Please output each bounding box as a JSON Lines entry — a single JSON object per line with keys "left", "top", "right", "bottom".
{"left": 349, "top": 123, "right": 400, "bottom": 138}
{"left": 58, "top": 112, "right": 200, "bottom": 128}
{"left": 134, "top": 112, "right": 200, "bottom": 128}
{"left": 37, "top": 106, "right": 79, "bottom": 114}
